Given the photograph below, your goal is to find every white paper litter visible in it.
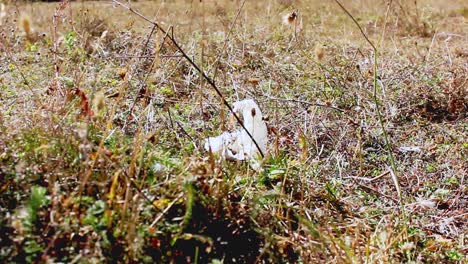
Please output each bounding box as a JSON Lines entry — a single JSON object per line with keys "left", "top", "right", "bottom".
{"left": 204, "top": 99, "right": 268, "bottom": 166}
{"left": 398, "top": 146, "right": 422, "bottom": 153}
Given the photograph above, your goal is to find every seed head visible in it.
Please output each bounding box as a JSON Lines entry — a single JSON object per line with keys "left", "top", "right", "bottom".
{"left": 283, "top": 11, "right": 298, "bottom": 26}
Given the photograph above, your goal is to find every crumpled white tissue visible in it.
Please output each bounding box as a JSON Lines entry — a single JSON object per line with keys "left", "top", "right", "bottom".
{"left": 204, "top": 99, "right": 268, "bottom": 166}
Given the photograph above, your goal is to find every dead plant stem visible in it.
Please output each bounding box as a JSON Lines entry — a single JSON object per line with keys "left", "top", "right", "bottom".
{"left": 111, "top": 0, "right": 264, "bottom": 158}
{"left": 333, "top": 0, "right": 402, "bottom": 206}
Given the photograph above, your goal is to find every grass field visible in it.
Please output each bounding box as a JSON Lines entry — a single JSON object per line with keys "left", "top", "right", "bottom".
{"left": 0, "top": 0, "right": 467, "bottom": 263}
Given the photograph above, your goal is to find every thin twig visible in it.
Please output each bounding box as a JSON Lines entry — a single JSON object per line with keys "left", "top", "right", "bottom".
{"left": 345, "top": 170, "right": 390, "bottom": 182}
{"left": 150, "top": 193, "right": 184, "bottom": 228}
{"left": 266, "top": 96, "right": 345, "bottom": 112}
{"left": 333, "top": 1, "right": 376, "bottom": 51}
{"left": 333, "top": 0, "right": 401, "bottom": 205}
{"left": 112, "top": 0, "right": 264, "bottom": 158}
{"left": 379, "top": 0, "right": 393, "bottom": 49}
{"left": 115, "top": 55, "right": 184, "bottom": 59}
{"left": 122, "top": 20, "right": 161, "bottom": 131}
{"left": 208, "top": 0, "right": 246, "bottom": 77}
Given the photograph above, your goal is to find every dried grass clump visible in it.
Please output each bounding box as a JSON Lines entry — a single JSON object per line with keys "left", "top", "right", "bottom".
{"left": 19, "top": 13, "right": 39, "bottom": 42}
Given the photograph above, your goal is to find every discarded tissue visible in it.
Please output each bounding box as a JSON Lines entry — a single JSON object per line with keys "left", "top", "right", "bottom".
{"left": 204, "top": 99, "right": 268, "bottom": 165}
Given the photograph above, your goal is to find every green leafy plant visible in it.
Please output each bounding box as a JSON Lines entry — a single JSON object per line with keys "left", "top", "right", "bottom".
{"left": 24, "top": 186, "right": 49, "bottom": 229}
{"left": 64, "top": 31, "right": 77, "bottom": 50}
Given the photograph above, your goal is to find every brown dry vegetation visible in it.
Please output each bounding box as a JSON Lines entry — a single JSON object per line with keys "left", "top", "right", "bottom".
{"left": 0, "top": 0, "right": 467, "bottom": 263}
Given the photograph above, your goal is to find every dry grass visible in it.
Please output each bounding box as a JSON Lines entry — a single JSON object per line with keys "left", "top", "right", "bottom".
{"left": 0, "top": 0, "right": 466, "bottom": 263}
